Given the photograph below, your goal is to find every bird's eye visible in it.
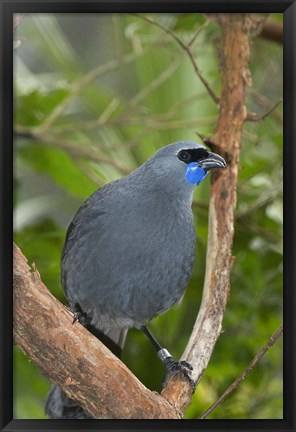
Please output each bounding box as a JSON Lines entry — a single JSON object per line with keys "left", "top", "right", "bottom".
{"left": 177, "top": 150, "right": 191, "bottom": 164}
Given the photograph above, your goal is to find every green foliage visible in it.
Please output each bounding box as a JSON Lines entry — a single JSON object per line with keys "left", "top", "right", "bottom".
{"left": 172, "top": 13, "right": 206, "bottom": 31}
{"left": 13, "top": 13, "right": 283, "bottom": 419}
{"left": 19, "top": 143, "right": 97, "bottom": 198}
{"left": 15, "top": 89, "right": 69, "bottom": 126}
{"left": 15, "top": 219, "right": 65, "bottom": 300}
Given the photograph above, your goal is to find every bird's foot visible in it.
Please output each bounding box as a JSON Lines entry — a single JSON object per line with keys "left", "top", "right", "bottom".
{"left": 70, "top": 303, "right": 91, "bottom": 327}
{"left": 163, "top": 358, "right": 195, "bottom": 391}
{"left": 158, "top": 349, "right": 195, "bottom": 392}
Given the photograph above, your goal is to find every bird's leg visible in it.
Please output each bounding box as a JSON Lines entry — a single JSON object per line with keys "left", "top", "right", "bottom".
{"left": 140, "top": 325, "right": 195, "bottom": 391}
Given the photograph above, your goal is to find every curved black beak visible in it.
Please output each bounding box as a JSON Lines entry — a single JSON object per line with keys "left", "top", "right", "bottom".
{"left": 198, "top": 152, "right": 226, "bottom": 171}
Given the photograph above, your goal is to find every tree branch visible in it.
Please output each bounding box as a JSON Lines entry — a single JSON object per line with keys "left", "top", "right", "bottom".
{"left": 249, "top": 89, "right": 283, "bottom": 125}
{"left": 260, "top": 19, "right": 283, "bottom": 44}
{"left": 246, "top": 99, "right": 282, "bottom": 122}
{"left": 38, "top": 46, "right": 155, "bottom": 132}
{"left": 13, "top": 243, "right": 180, "bottom": 419}
{"left": 161, "top": 13, "right": 268, "bottom": 414}
{"left": 199, "top": 325, "right": 283, "bottom": 419}
{"left": 132, "top": 14, "right": 219, "bottom": 105}
{"left": 14, "top": 126, "right": 131, "bottom": 175}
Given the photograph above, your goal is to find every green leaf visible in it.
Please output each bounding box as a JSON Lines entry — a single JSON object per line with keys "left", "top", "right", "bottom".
{"left": 18, "top": 143, "right": 97, "bottom": 198}
{"left": 173, "top": 13, "right": 206, "bottom": 31}
{"left": 15, "top": 89, "right": 69, "bottom": 127}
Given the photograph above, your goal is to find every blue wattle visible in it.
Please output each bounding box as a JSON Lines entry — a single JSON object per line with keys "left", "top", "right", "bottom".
{"left": 185, "top": 162, "right": 208, "bottom": 185}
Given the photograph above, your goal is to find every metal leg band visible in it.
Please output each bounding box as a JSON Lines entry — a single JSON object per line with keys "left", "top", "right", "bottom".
{"left": 157, "top": 348, "right": 172, "bottom": 363}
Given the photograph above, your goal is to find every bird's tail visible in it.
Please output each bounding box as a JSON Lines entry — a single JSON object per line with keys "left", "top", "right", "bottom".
{"left": 45, "top": 327, "right": 128, "bottom": 419}
{"left": 45, "top": 384, "right": 90, "bottom": 419}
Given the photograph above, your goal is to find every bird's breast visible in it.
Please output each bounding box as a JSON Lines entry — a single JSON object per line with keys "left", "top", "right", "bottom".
{"left": 62, "top": 190, "right": 196, "bottom": 329}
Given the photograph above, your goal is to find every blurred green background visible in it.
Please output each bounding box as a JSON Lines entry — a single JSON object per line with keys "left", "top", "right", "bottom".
{"left": 13, "top": 13, "right": 283, "bottom": 419}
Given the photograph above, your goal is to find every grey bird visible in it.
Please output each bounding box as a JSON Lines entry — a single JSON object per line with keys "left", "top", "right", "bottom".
{"left": 45, "top": 141, "right": 226, "bottom": 419}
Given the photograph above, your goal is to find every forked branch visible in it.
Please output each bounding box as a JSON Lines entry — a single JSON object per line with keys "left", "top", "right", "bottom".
{"left": 161, "top": 13, "right": 268, "bottom": 413}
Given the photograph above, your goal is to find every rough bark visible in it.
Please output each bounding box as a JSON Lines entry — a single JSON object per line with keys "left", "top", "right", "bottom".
{"left": 13, "top": 243, "right": 179, "bottom": 419}
{"left": 161, "top": 13, "right": 268, "bottom": 414}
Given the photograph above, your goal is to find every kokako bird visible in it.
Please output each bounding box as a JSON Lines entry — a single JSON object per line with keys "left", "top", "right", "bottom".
{"left": 45, "top": 141, "right": 226, "bottom": 419}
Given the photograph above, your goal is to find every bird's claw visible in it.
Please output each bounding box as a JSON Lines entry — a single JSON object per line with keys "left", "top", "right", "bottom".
{"left": 177, "top": 360, "right": 193, "bottom": 371}
{"left": 162, "top": 358, "right": 195, "bottom": 392}
{"left": 71, "top": 303, "right": 91, "bottom": 327}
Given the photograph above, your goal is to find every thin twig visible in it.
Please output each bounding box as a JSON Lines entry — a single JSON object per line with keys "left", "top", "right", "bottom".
{"left": 50, "top": 92, "right": 209, "bottom": 134}
{"left": 14, "top": 126, "right": 131, "bottom": 175}
{"left": 129, "top": 56, "right": 183, "bottom": 107}
{"left": 96, "top": 98, "right": 121, "bottom": 126}
{"left": 38, "top": 47, "right": 153, "bottom": 132}
{"left": 246, "top": 99, "right": 282, "bottom": 122}
{"left": 111, "top": 55, "right": 184, "bottom": 125}
{"left": 188, "top": 20, "right": 209, "bottom": 47}
{"left": 249, "top": 89, "right": 283, "bottom": 124}
{"left": 236, "top": 223, "right": 280, "bottom": 243}
{"left": 142, "top": 116, "right": 215, "bottom": 130}
{"left": 199, "top": 325, "right": 283, "bottom": 419}
{"left": 132, "top": 14, "right": 219, "bottom": 105}
{"left": 158, "top": 92, "right": 208, "bottom": 120}
{"left": 16, "top": 114, "right": 215, "bottom": 137}
{"left": 192, "top": 200, "right": 209, "bottom": 210}
{"left": 38, "top": 55, "right": 184, "bottom": 137}
{"left": 82, "top": 116, "right": 215, "bottom": 130}
{"left": 236, "top": 187, "right": 282, "bottom": 220}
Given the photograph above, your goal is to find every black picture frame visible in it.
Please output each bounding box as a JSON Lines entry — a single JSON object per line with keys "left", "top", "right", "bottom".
{"left": 1, "top": 1, "right": 295, "bottom": 431}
